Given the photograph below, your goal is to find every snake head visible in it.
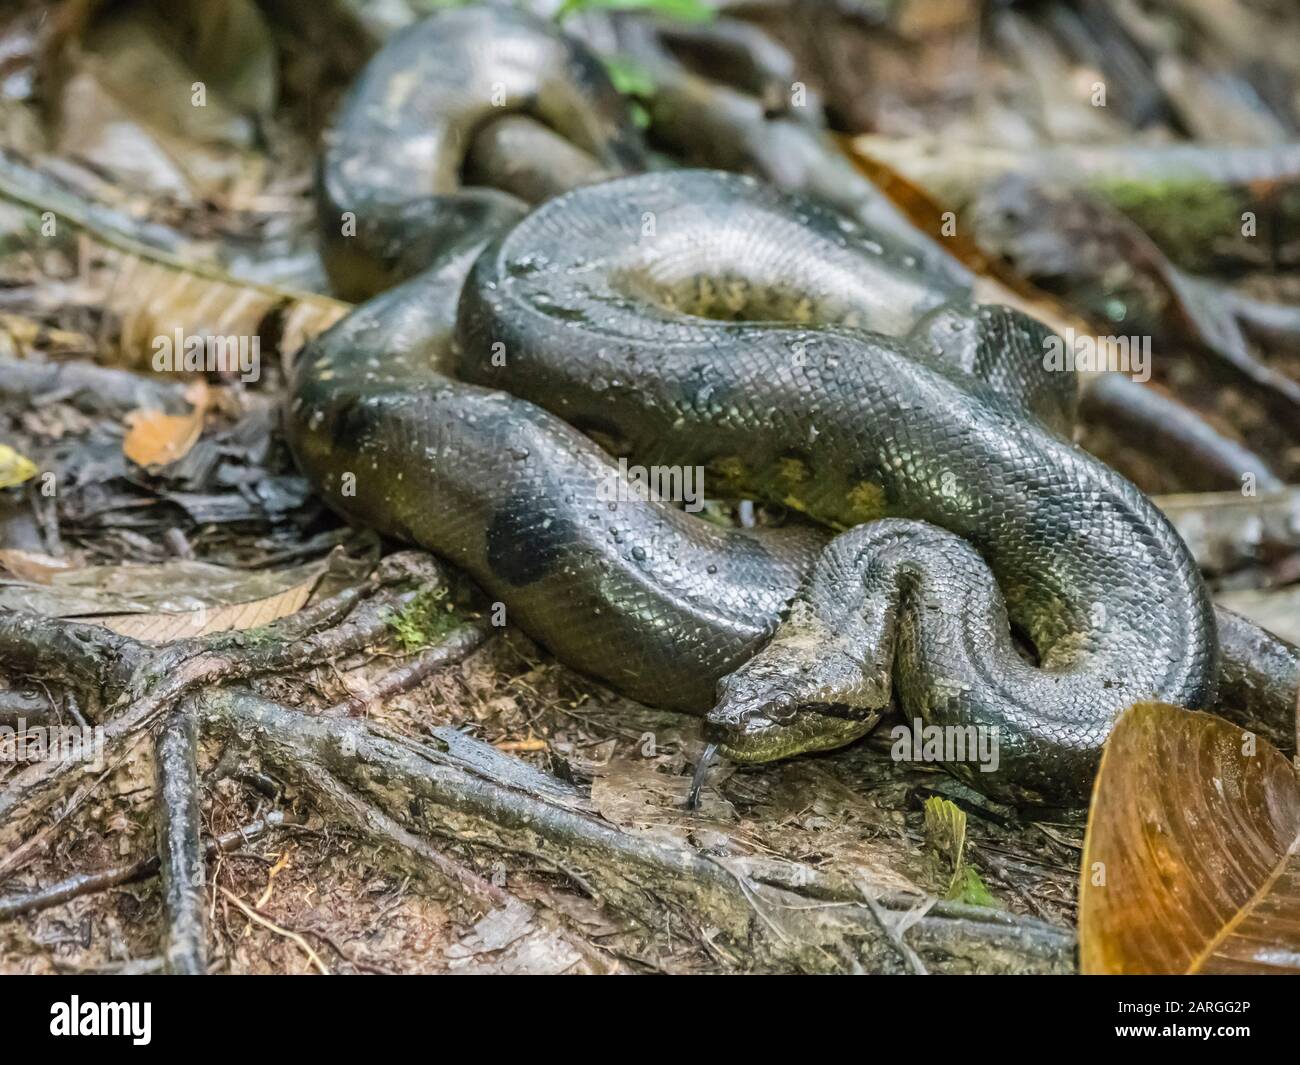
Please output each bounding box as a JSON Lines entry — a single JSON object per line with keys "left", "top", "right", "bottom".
{"left": 705, "top": 625, "right": 888, "bottom": 765}
{"left": 704, "top": 679, "right": 882, "bottom": 766}
{"left": 710, "top": 667, "right": 808, "bottom": 736}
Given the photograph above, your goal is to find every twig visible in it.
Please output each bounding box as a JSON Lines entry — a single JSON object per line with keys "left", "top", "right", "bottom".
{"left": 218, "top": 886, "right": 330, "bottom": 975}
{"left": 0, "top": 812, "right": 290, "bottom": 920}
{"left": 858, "top": 882, "right": 929, "bottom": 975}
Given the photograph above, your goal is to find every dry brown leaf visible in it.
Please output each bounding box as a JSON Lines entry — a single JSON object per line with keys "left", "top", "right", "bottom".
{"left": 0, "top": 548, "right": 76, "bottom": 583}
{"left": 1079, "top": 701, "right": 1300, "bottom": 974}
{"left": 122, "top": 380, "right": 209, "bottom": 468}
{"left": 0, "top": 153, "right": 350, "bottom": 369}
{"left": 835, "top": 134, "right": 1097, "bottom": 342}
{"left": 86, "top": 238, "right": 348, "bottom": 370}
{"left": 95, "top": 568, "right": 321, "bottom": 641}
{"left": 122, "top": 408, "right": 203, "bottom": 467}
{"left": 0, "top": 558, "right": 326, "bottom": 642}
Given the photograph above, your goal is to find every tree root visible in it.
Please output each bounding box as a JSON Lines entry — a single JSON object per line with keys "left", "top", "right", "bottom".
{"left": 0, "top": 610, "right": 146, "bottom": 697}
{"left": 4, "top": 545, "right": 1296, "bottom": 972}
{"left": 1080, "top": 373, "right": 1284, "bottom": 492}
{"left": 1214, "top": 607, "right": 1300, "bottom": 756}
{"left": 195, "top": 688, "right": 1075, "bottom": 974}
{"left": 154, "top": 705, "right": 206, "bottom": 974}
{"left": 322, "top": 624, "right": 490, "bottom": 717}
{"left": 0, "top": 551, "right": 451, "bottom": 849}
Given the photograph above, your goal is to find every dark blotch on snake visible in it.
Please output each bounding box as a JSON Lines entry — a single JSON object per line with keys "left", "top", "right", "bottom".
{"left": 486, "top": 493, "right": 578, "bottom": 587}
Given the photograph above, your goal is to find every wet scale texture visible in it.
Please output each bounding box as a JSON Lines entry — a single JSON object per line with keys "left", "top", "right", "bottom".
{"left": 290, "top": 7, "right": 1218, "bottom": 805}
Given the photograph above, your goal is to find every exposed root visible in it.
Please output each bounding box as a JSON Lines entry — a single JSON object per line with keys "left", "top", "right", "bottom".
{"left": 154, "top": 706, "right": 206, "bottom": 974}
{"left": 1080, "top": 374, "right": 1283, "bottom": 492}
{"left": 218, "top": 886, "right": 331, "bottom": 975}
{"left": 0, "top": 552, "right": 449, "bottom": 846}
{"left": 1214, "top": 606, "right": 1300, "bottom": 755}
{"left": 322, "top": 623, "right": 491, "bottom": 718}
{"left": 196, "top": 687, "right": 1076, "bottom": 974}
{"left": 0, "top": 610, "right": 146, "bottom": 697}
{"left": 3, "top": 547, "right": 1296, "bottom": 971}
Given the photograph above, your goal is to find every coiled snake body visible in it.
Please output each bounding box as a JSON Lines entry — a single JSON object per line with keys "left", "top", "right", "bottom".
{"left": 290, "top": 7, "right": 1219, "bottom": 805}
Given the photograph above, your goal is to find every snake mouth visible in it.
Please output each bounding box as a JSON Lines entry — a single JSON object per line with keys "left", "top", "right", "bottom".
{"left": 704, "top": 670, "right": 885, "bottom": 769}
{"left": 709, "top": 708, "right": 880, "bottom": 763}
{"left": 687, "top": 699, "right": 880, "bottom": 809}
{"left": 689, "top": 714, "right": 868, "bottom": 809}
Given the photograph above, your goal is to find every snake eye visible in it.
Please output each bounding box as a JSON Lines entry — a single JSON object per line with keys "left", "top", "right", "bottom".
{"left": 762, "top": 692, "right": 799, "bottom": 724}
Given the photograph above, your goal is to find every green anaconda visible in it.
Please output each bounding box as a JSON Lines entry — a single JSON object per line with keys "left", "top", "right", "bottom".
{"left": 316, "top": 5, "right": 643, "bottom": 302}
{"left": 290, "top": 6, "right": 1219, "bottom": 805}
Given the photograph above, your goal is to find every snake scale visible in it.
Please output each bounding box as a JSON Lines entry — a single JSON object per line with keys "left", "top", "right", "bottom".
{"left": 289, "top": 6, "right": 1219, "bottom": 805}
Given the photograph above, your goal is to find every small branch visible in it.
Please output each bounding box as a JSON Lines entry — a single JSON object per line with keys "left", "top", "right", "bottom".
{"left": 1231, "top": 291, "right": 1300, "bottom": 357}
{"left": 0, "top": 813, "right": 289, "bottom": 920}
{"left": 322, "top": 622, "right": 492, "bottom": 717}
{"left": 140, "top": 550, "right": 435, "bottom": 683}
{"left": 218, "top": 886, "right": 330, "bottom": 975}
{"left": 858, "top": 884, "right": 929, "bottom": 975}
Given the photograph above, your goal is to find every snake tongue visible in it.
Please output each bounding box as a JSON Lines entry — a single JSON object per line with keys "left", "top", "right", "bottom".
{"left": 687, "top": 742, "right": 720, "bottom": 809}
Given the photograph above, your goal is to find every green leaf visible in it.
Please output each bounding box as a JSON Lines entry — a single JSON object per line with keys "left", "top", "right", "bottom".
{"left": 556, "top": 0, "right": 715, "bottom": 26}
{"left": 924, "top": 795, "right": 999, "bottom": 907}
{"left": 923, "top": 795, "right": 967, "bottom": 871}
{"left": 602, "top": 55, "right": 656, "bottom": 99}
{"left": 601, "top": 55, "right": 655, "bottom": 127}
{"left": 385, "top": 586, "right": 458, "bottom": 650}
{"left": 946, "top": 865, "right": 998, "bottom": 907}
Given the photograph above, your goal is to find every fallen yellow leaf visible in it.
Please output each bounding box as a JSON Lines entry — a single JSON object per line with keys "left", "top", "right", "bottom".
{"left": 1079, "top": 702, "right": 1300, "bottom": 974}
{"left": 0, "top": 444, "right": 38, "bottom": 488}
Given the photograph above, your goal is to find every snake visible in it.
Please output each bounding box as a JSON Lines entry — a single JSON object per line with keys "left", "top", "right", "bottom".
{"left": 289, "top": 6, "right": 1220, "bottom": 806}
